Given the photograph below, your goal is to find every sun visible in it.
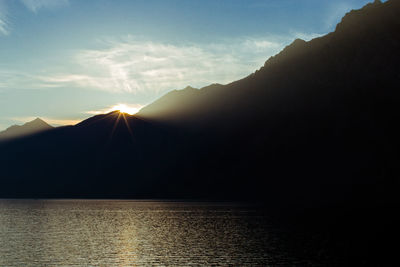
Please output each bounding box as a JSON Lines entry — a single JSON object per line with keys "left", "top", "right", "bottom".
{"left": 111, "top": 104, "right": 141, "bottom": 115}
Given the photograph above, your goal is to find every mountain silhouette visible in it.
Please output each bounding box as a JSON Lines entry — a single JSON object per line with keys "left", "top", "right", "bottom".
{"left": 0, "top": 0, "right": 400, "bottom": 209}
{"left": 0, "top": 118, "right": 53, "bottom": 141}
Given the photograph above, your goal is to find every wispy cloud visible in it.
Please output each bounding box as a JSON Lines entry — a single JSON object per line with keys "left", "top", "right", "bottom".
{"left": 0, "top": 33, "right": 324, "bottom": 93}
{"left": 0, "top": 70, "right": 54, "bottom": 90}
{"left": 0, "top": 16, "right": 8, "bottom": 36}
{"left": 37, "top": 36, "right": 288, "bottom": 93}
{"left": 0, "top": 1, "right": 10, "bottom": 36}
{"left": 20, "top": 0, "right": 69, "bottom": 13}
{"left": 0, "top": 0, "right": 69, "bottom": 36}
{"left": 290, "top": 31, "right": 323, "bottom": 42}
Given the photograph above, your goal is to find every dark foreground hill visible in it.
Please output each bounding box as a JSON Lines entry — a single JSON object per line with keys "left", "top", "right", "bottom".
{"left": 1, "top": 0, "right": 400, "bottom": 208}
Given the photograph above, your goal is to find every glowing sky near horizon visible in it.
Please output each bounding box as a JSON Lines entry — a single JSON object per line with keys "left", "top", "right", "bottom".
{"left": 0, "top": 0, "right": 378, "bottom": 130}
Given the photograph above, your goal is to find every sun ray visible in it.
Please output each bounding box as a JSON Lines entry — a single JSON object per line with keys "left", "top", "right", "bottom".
{"left": 121, "top": 113, "right": 136, "bottom": 144}
{"left": 109, "top": 112, "right": 122, "bottom": 141}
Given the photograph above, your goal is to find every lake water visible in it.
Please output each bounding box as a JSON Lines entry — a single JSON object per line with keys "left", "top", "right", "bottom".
{"left": 0, "top": 200, "right": 306, "bottom": 266}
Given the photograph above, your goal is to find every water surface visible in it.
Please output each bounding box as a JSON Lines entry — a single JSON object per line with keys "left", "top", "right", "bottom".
{"left": 0, "top": 200, "right": 302, "bottom": 266}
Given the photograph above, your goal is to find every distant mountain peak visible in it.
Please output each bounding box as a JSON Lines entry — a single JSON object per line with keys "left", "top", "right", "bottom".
{"left": 261, "top": 38, "right": 308, "bottom": 69}
{"left": 23, "top": 117, "right": 52, "bottom": 127}
{"left": 291, "top": 38, "right": 306, "bottom": 45}
{"left": 282, "top": 38, "right": 307, "bottom": 54}
{"left": 335, "top": 0, "right": 386, "bottom": 32}
{"left": 0, "top": 118, "right": 53, "bottom": 141}
{"left": 182, "top": 85, "right": 197, "bottom": 91}
{"left": 32, "top": 117, "right": 44, "bottom": 122}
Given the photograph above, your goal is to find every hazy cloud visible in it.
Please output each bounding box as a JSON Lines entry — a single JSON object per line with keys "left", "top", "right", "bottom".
{"left": 0, "top": 16, "right": 8, "bottom": 36}
{"left": 290, "top": 31, "right": 323, "bottom": 42}
{"left": 0, "top": 1, "right": 9, "bottom": 36}
{"left": 20, "top": 0, "right": 69, "bottom": 13}
{"left": 0, "top": 0, "right": 69, "bottom": 36}
{"left": 1, "top": 33, "right": 323, "bottom": 93}
{"left": 0, "top": 70, "right": 54, "bottom": 90}
{"left": 38, "top": 36, "right": 287, "bottom": 93}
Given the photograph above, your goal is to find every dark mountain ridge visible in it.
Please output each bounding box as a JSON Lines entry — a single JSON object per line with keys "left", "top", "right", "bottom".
{"left": 139, "top": 0, "right": 399, "bottom": 149}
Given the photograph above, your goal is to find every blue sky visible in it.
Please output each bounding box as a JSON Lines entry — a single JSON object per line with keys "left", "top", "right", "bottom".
{"left": 0, "top": 0, "right": 376, "bottom": 130}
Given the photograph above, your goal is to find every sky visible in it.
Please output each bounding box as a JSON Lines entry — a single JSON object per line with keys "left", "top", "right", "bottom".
{"left": 0, "top": 0, "right": 377, "bottom": 130}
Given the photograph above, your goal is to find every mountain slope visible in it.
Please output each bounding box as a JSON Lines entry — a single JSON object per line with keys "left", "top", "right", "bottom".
{"left": 140, "top": 0, "right": 400, "bottom": 131}
{"left": 138, "top": 84, "right": 223, "bottom": 124}
{"left": 134, "top": 0, "right": 400, "bottom": 205}
{"left": 0, "top": 118, "right": 54, "bottom": 141}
